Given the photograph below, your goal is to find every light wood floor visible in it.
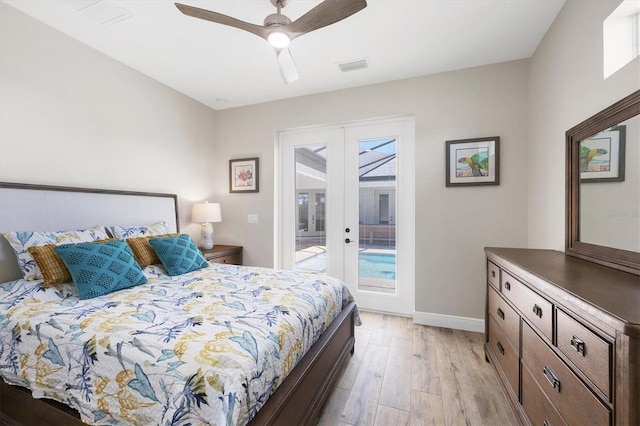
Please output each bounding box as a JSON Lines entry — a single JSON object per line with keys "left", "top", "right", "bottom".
{"left": 317, "top": 311, "right": 517, "bottom": 426}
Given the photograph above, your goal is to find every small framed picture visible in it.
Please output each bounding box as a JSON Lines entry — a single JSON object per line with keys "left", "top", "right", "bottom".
{"left": 446, "top": 137, "right": 500, "bottom": 187}
{"left": 229, "top": 157, "right": 259, "bottom": 193}
{"left": 580, "top": 125, "right": 625, "bottom": 183}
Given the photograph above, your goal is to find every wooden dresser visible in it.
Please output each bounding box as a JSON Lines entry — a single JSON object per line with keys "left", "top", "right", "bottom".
{"left": 484, "top": 248, "right": 639, "bottom": 426}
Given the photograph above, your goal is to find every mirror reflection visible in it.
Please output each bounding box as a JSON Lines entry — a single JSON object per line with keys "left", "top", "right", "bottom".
{"left": 579, "top": 115, "right": 639, "bottom": 252}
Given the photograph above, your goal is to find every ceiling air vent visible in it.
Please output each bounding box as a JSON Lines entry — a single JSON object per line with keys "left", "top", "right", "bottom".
{"left": 337, "top": 58, "right": 369, "bottom": 73}
{"left": 64, "top": 0, "right": 132, "bottom": 26}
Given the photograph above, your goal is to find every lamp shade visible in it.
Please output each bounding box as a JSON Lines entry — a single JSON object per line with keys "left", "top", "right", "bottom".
{"left": 192, "top": 202, "right": 222, "bottom": 223}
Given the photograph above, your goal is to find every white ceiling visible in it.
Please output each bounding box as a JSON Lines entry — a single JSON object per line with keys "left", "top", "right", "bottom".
{"left": 3, "top": 0, "right": 565, "bottom": 110}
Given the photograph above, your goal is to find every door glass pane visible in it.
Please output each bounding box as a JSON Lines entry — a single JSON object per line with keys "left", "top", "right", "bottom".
{"left": 294, "top": 145, "right": 327, "bottom": 273}
{"left": 315, "top": 193, "right": 325, "bottom": 232}
{"left": 298, "top": 193, "right": 309, "bottom": 231}
{"left": 358, "top": 139, "right": 397, "bottom": 293}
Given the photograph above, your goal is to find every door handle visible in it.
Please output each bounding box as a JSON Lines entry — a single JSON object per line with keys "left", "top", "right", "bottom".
{"left": 345, "top": 238, "right": 352, "bottom": 244}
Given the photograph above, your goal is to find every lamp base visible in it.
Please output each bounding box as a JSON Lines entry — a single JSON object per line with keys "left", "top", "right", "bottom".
{"left": 200, "top": 222, "right": 214, "bottom": 249}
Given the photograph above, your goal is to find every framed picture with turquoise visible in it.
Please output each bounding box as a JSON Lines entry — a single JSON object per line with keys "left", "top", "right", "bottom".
{"left": 446, "top": 137, "right": 500, "bottom": 187}
{"left": 579, "top": 125, "right": 625, "bottom": 183}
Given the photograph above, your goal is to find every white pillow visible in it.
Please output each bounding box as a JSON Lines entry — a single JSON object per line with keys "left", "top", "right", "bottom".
{"left": 107, "top": 221, "right": 169, "bottom": 239}
{"left": 2, "top": 225, "right": 110, "bottom": 280}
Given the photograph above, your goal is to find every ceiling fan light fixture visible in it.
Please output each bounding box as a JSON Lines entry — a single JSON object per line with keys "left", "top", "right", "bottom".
{"left": 267, "top": 31, "right": 290, "bottom": 48}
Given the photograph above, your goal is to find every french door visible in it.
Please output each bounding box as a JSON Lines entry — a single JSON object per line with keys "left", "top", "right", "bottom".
{"left": 278, "top": 117, "right": 415, "bottom": 315}
{"left": 296, "top": 190, "right": 325, "bottom": 236}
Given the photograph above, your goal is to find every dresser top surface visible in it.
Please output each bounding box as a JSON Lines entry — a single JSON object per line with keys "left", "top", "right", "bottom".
{"left": 485, "top": 248, "right": 640, "bottom": 326}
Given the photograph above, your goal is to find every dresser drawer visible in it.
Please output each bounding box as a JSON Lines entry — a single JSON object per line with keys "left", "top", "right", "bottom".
{"left": 487, "top": 260, "right": 500, "bottom": 290}
{"left": 209, "top": 254, "right": 242, "bottom": 265}
{"left": 522, "top": 364, "right": 567, "bottom": 426}
{"left": 488, "top": 316, "right": 519, "bottom": 395}
{"left": 488, "top": 286, "right": 519, "bottom": 350}
{"left": 501, "top": 271, "right": 553, "bottom": 341}
{"left": 522, "top": 323, "right": 610, "bottom": 426}
{"left": 556, "top": 309, "right": 611, "bottom": 400}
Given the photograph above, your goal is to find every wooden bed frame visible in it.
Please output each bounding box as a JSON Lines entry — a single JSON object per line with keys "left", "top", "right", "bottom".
{"left": 0, "top": 182, "right": 356, "bottom": 426}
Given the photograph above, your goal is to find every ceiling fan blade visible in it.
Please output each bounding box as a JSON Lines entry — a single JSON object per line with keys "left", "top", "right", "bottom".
{"left": 276, "top": 48, "right": 299, "bottom": 84}
{"left": 175, "top": 3, "right": 268, "bottom": 40}
{"left": 286, "top": 0, "right": 367, "bottom": 40}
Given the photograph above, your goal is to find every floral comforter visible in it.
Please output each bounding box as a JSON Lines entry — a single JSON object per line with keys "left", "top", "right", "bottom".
{"left": 0, "top": 264, "right": 358, "bottom": 425}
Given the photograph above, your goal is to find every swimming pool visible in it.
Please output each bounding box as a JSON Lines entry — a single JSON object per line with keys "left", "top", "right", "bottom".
{"left": 295, "top": 251, "right": 396, "bottom": 280}
{"left": 359, "top": 252, "right": 396, "bottom": 280}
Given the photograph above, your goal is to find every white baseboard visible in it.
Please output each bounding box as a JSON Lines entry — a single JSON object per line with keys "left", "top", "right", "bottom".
{"left": 413, "top": 311, "right": 485, "bottom": 333}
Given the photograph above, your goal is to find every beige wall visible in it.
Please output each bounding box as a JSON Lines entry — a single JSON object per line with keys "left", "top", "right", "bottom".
{"left": 1, "top": 3, "right": 529, "bottom": 322}
{"left": 4, "top": 0, "right": 637, "bottom": 324}
{"left": 527, "top": 0, "right": 640, "bottom": 250}
{"left": 213, "top": 60, "right": 530, "bottom": 320}
{"left": 0, "top": 3, "right": 218, "bottom": 237}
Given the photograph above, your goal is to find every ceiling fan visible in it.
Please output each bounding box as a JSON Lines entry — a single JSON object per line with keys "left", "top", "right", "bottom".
{"left": 175, "top": 0, "right": 368, "bottom": 84}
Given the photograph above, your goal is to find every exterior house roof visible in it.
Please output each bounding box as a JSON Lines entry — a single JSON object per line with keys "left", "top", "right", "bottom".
{"left": 296, "top": 139, "right": 396, "bottom": 182}
{"left": 359, "top": 150, "right": 396, "bottom": 180}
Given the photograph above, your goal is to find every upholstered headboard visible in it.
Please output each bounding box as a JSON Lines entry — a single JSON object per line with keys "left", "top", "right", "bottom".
{"left": 0, "top": 182, "right": 179, "bottom": 283}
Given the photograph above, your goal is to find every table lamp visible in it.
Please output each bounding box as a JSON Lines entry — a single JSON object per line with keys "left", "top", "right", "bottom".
{"left": 191, "top": 201, "right": 222, "bottom": 249}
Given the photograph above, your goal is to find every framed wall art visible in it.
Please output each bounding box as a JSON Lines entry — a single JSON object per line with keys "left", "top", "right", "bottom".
{"left": 446, "top": 137, "right": 500, "bottom": 187}
{"left": 579, "top": 125, "right": 625, "bottom": 183}
{"left": 229, "top": 157, "right": 259, "bottom": 193}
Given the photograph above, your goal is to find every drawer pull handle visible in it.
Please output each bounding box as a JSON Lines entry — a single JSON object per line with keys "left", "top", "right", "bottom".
{"left": 543, "top": 366, "right": 561, "bottom": 392}
{"left": 504, "top": 281, "right": 511, "bottom": 291}
{"left": 491, "top": 270, "right": 496, "bottom": 278}
{"left": 533, "top": 304, "right": 543, "bottom": 318}
{"left": 496, "top": 341, "right": 505, "bottom": 356}
{"left": 543, "top": 420, "right": 551, "bottom": 426}
{"left": 570, "top": 336, "right": 586, "bottom": 356}
{"left": 496, "top": 308, "right": 505, "bottom": 320}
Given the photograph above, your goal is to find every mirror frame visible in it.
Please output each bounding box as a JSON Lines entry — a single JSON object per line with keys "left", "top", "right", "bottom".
{"left": 566, "top": 90, "right": 640, "bottom": 275}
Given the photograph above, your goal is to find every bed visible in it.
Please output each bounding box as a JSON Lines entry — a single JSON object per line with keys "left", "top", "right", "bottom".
{"left": 0, "top": 182, "right": 357, "bottom": 426}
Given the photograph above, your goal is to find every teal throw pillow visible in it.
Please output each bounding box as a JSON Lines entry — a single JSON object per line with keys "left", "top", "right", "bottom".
{"left": 54, "top": 240, "right": 147, "bottom": 299}
{"left": 148, "top": 234, "right": 209, "bottom": 276}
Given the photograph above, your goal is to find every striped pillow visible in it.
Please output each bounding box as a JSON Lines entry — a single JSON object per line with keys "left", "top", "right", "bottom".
{"left": 27, "top": 244, "right": 72, "bottom": 287}
{"left": 126, "top": 233, "right": 179, "bottom": 267}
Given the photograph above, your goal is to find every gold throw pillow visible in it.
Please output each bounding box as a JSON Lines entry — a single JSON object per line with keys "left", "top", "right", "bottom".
{"left": 126, "top": 233, "right": 179, "bottom": 267}
{"left": 27, "top": 244, "right": 72, "bottom": 287}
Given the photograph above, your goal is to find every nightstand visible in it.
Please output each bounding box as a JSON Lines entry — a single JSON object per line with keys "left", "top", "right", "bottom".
{"left": 200, "top": 245, "right": 243, "bottom": 265}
